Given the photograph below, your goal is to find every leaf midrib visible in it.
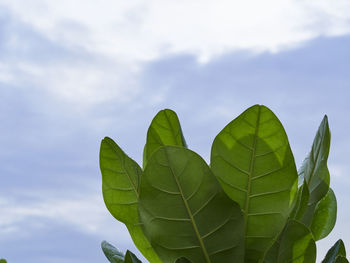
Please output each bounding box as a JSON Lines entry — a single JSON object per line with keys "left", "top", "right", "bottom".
{"left": 244, "top": 106, "right": 261, "bottom": 233}
{"left": 105, "top": 139, "right": 139, "bottom": 198}
{"left": 307, "top": 129, "right": 323, "bottom": 186}
{"left": 163, "top": 110, "right": 180, "bottom": 145}
{"left": 164, "top": 149, "right": 211, "bottom": 263}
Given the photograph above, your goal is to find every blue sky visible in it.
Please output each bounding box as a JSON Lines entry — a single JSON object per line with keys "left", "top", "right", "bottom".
{"left": 0, "top": 1, "right": 350, "bottom": 262}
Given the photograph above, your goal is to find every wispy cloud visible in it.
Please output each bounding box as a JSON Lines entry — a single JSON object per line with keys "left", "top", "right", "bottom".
{"left": 2, "top": 0, "right": 350, "bottom": 63}
{"left": 0, "top": 193, "right": 109, "bottom": 236}
{"left": 2, "top": 1, "right": 350, "bottom": 109}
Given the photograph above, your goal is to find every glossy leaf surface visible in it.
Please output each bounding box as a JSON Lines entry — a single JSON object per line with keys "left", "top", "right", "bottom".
{"left": 125, "top": 250, "right": 142, "bottom": 263}
{"left": 210, "top": 104, "right": 298, "bottom": 261}
{"left": 290, "top": 181, "right": 310, "bottom": 221}
{"left": 322, "top": 239, "right": 346, "bottom": 263}
{"left": 264, "top": 220, "right": 316, "bottom": 263}
{"left": 299, "top": 116, "right": 330, "bottom": 226}
{"left": 101, "top": 241, "right": 124, "bottom": 263}
{"left": 100, "top": 137, "right": 161, "bottom": 263}
{"left": 139, "top": 146, "right": 244, "bottom": 263}
{"left": 144, "top": 109, "right": 187, "bottom": 168}
{"left": 311, "top": 188, "right": 337, "bottom": 240}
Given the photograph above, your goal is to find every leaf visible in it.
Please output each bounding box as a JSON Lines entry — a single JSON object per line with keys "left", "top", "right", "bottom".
{"left": 0, "top": 260, "right": 7, "bottom": 263}
{"left": 210, "top": 104, "right": 298, "bottom": 261}
{"left": 299, "top": 115, "right": 331, "bottom": 226}
{"left": 290, "top": 181, "right": 310, "bottom": 221}
{"left": 263, "top": 220, "right": 316, "bottom": 263}
{"left": 322, "top": 239, "right": 346, "bottom": 263}
{"left": 100, "top": 137, "right": 161, "bottom": 263}
{"left": 100, "top": 137, "right": 141, "bottom": 224}
{"left": 124, "top": 250, "right": 142, "bottom": 263}
{"left": 139, "top": 146, "right": 245, "bottom": 263}
{"left": 101, "top": 241, "right": 124, "bottom": 263}
{"left": 335, "top": 256, "right": 349, "bottom": 263}
{"left": 143, "top": 109, "right": 187, "bottom": 168}
{"left": 175, "top": 257, "right": 192, "bottom": 263}
{"left": 311, "top": 188, "right": 337, "bottom": 240}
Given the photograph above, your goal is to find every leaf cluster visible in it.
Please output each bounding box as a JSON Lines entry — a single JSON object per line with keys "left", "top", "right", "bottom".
{"left": 99, "top": 105, "right": 348, "bottom": 263}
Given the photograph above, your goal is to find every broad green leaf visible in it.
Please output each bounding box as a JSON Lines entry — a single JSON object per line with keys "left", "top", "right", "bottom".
{"left": 263, "top": 220, "right": 316, "bottom": 263}
{"left": 299, "top": 116, "right": 330, "bottom": 226}
{"left": 100, "top": 137, "right": 141, "bottom": 224}
{"left": 101, "top": 241, "right": 124, "bottom": 263}
{"left": 335, "top": 256, "right": 349, "bottom": 263}
{"left": 125, "top": 250, "right": 142, "bottom": 263}
{"left": 290, "top": 181, "right": 310, "bottom": 221}
{"left": 143, "top": 109, "right": 187, "bottom": 168}
{"left": 311, "top": 188, "right": 337, "bottom": 240}
{"left": 322, "top": 239, "right": 346, "bottom": 263}
{"left": 175, "top": 257, "right": 192, "bottom": 263}
{"left": 139, "top": 146, "right": 245, "bottom": 263}
{"left": 100, "top": 137, "right": 161, "bottom": 263}
{"left": 210, "top": 104, "right": 298, "bottom": 261}
{"left": 126, "top": 224, "right": 160, "bottom": 262}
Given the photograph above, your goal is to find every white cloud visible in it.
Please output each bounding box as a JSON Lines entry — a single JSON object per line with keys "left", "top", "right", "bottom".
{"left": 2, "top": 0, "right": 350, "bottom": 63}
{"left": 0, "top": 192, "right": 127, "bottom": 240}
{"left": 2, "top": 0, "right": 350, "bottom": 107}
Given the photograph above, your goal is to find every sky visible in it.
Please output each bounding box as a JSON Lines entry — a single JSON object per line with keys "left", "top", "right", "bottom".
{"left": 0, "top": 1, "right": 350, "bottom": 262}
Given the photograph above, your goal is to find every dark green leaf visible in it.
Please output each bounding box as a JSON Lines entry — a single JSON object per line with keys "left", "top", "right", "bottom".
{"left": 101, "top": 241, "right": 124, "bottom": 263}
{"left": 299, "top": 116, "right": 331, "bottom": 226}
{"left": 100, "top": 137, "right": 161, "bottom": 263}
{"left": 264, "top": 220, "right": 316, "bottom": 263}
{"left": 124, "top": 250, "right": 142, "bottom": 263}
{"left": 311, "top": 188, "right": 337, "bottom": 240}
{"left": 335, "top": 256, "right": 349, "bottom": 263}
{"left": 290, "top": 181, "right": 310, "bottom": 221}
{"left": 210, "top": 104, "right": 298, "bottom": 261}
{"left": 143, "top": 109, "right": 187, "bottom": 168}
{"left": 322, "top": 239, "right": 346, "bottom": 263}
{"left": 175, "top": 257, "right": 192, "bottom": 263}
{"left": 139, "top": 146, "right": 245, "bottom": 263}
{"left": 0, "top": 260, "right": 7, "bottom": 263}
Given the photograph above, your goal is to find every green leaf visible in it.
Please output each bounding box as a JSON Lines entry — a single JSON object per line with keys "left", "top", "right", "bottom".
{"left": 124, "top": 250, "right": 142, "bottom": 263}
{"left": 311, "top": 188, "right": 337, "bottom": 240}
{"left": 290, "top": 181, "right": 310, "bottom": 221}
{"left": 299, "top": 115, "right": 331, "bottom": 226}
{"left": 322, "top": 239, "right": 346, "bottom": 263}
{"left": 100, "top": 137, "right": 141, "bottom": 224}
{"left": 210, "top": 104, "right": 298, "bottom": 261}
{"left": 100, "top": 137, "right": 161, "bottom": 263}
{"left": 139, "top": 146, "right": 245, "bottom": 263}
{"left": 143, "top": 109, "right": 187, "bottom": 168}
{"left": 101, "top": 241, "right": 124, "bottom": 263}
{"left": 0, "top": 260, "right": 7, "bottom": 263}
{"left": 175, "top": 257, "right": 192, "bottom": 263}
{"left": 264, "top": 220, "right": 316, "bottom": 263}
{"left": 335, "top": 256, "right": 349, "bottom": 263}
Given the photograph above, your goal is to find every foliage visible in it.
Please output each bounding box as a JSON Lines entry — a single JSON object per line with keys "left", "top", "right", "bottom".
{"left": 0, "top": 259, "right": 7, "bottom": 263}
{"left": 99, "top": 105, "right": 348, "bottom": 263}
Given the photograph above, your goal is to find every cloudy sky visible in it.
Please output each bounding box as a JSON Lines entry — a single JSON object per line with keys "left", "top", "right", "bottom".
{"left": 1, "top": 1, "right": 350, "bottom": 262}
